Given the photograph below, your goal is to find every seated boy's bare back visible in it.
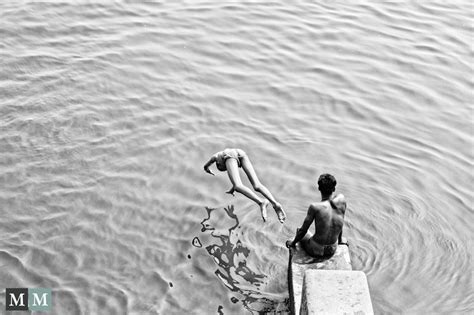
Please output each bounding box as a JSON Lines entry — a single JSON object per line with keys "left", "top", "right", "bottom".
{"left": 310, "top": 193, "right": 346, "bottom": 246}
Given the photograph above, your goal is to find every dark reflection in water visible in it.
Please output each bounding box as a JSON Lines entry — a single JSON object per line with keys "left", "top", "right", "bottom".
{"left": 193, "top": 205, "right": 286, "bottom": 314}
{"left": 192, "top": 236, "right": 202, "bottom": 248}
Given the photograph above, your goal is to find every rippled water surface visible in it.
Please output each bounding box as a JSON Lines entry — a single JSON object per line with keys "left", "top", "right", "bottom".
{"left": 0, "top": 2, "right": 472, "bottom": 314}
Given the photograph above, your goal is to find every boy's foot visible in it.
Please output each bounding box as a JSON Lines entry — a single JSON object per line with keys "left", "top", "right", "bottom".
{"left": 225, "top": 187, "right": 235, "bottom": 196}
{"left": 273, "top": 203, "right": 286, "bottom": 223}
{"left": 260, "top": 200, "right": 269, "bottom": 222}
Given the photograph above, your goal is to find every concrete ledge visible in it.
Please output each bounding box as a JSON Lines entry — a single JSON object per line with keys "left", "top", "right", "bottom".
{"left": 289, "top": 244, "right": 352, "bottom": 314}
{"left": 300, "top": 270, "right": 374, "bottom": 315}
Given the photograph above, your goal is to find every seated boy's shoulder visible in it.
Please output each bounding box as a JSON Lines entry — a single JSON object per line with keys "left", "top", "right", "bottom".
{"left": 333, "top": 194, "right": 347, "bottom": 212}
{"left": 309, "top": 202, "right": 324, "bottom": 213}
{"left": 333, "top": 193, "right": 346, "bottom": 203}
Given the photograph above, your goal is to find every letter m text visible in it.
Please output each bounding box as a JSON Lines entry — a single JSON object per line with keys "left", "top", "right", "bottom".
{"left": 5, "top": 288, "right": 28, "bottom": 311}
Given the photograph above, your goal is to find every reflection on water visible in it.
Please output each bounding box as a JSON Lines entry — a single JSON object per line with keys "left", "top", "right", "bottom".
{"left": 192, "top": 236, "right": 203, "bottom": 248}
{"left": 193, "top": 205, "right": 288, "bottom": 314}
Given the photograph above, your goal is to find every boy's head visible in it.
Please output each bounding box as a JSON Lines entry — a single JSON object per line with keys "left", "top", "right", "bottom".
{"left": 318, "top": 173, "right": 337, "bottom": 195}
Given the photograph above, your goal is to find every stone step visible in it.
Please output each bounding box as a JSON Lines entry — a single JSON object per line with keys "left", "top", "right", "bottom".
{"left": 300, "top": 270, "right": 374, "bottom": 315}
{"left": 288, "top": 243, "right": 373, "bottom": 314}
{"left": 288, "top": 244, "right": 352, "bottom": 314}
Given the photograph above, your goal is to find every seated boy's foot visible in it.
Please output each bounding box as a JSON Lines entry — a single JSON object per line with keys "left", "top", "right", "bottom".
{"left": 273, "top": 203, "right": 286, "bottom": 223}
{"left": 260, "top": 200, "right": 269, "bottom": 222}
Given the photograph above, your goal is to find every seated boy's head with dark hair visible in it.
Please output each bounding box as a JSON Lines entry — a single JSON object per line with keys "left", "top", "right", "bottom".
{"left": 317, "top": 173, "right": 337, "bottom": 195}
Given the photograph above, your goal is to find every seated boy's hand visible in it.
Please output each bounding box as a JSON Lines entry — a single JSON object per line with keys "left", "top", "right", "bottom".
{"left": 339, "top": 237, "right": 349, "bottom": 246}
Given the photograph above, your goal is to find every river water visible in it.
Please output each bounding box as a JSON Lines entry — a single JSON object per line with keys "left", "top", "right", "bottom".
{"left": 0, "top": 2, "right": 472, "bottom": 314}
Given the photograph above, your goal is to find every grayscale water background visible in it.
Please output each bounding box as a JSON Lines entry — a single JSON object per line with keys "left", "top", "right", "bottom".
{"left": 0, "top": 2, "right": 472, "bottom": 314}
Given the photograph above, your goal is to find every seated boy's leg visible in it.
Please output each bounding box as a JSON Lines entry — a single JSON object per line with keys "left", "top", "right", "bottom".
{"left": 301, "top": 232, "right": 325, "bottom": 257}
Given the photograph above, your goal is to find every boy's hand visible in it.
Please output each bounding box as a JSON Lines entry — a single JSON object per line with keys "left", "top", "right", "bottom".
{"left": 339, "top": 237, "right": 349, "bottom": 246}
{"left": 204, "top": 167, "right": 214, "bottom": 176}
{"left": 225, "top": 187, "right": 235, "bottom": 196}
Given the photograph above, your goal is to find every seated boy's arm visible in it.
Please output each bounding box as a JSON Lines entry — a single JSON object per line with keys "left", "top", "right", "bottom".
{"left": 338, "top": 225, "right": 348, "bottom": 245}
{"left": 336, "top": 194, "right": 347, "bottom": 244}
{"left": 287, "top": 205, "right": 316, "bottom": 247}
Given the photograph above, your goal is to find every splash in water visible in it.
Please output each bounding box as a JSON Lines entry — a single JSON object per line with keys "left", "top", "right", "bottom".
{"left": 193, "top": 205, "right": 286, "bottom": 314}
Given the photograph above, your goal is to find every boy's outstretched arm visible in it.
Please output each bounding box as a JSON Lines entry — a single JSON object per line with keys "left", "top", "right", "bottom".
{"left": 203, "top": 155, "right": 217, "bottom": 175}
